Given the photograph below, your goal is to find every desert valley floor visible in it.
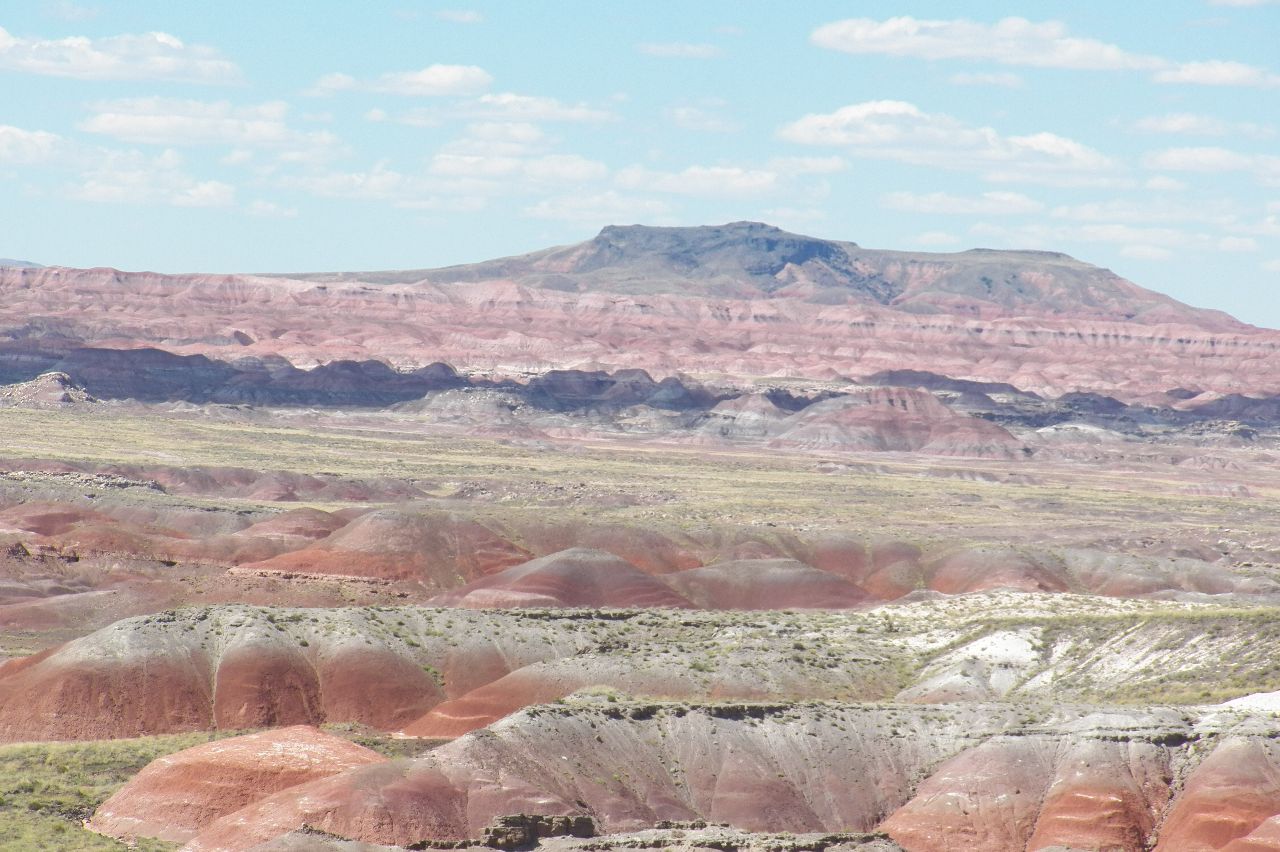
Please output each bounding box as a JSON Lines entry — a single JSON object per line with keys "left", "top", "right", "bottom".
{"left": 4, "top": 224, "right": 1280, "bottom": 851}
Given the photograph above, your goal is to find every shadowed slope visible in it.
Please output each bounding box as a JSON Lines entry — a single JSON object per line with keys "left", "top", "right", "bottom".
{"left": 662, "top": 558, "right": 871, "bottom": 609}
{"left": 428, "top": 548, "right": 694, "bottom": 609}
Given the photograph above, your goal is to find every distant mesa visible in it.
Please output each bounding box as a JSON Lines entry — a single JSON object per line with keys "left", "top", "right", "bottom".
{"left": 0, "top": 221, "right": 1273, "bottom": 399}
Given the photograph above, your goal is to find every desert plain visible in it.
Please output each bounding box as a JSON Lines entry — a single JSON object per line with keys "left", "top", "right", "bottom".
{"left": 3, "top": 224, "right": 1280, "bottom": 850}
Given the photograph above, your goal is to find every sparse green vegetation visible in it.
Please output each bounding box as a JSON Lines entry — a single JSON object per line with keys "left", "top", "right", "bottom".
{"left": 0, "top": 732, "right": 228, "bottom": 851}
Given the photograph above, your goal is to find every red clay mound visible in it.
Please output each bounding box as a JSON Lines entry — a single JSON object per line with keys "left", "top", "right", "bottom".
{"left": 925, "top": 547, "right": 1071, "bottom": 595}
{"left": 512, "top": 522, "right": 705, "bottom": 574}
{"left": 769, "top": 388, "right": 1025, "bottom": 459}
{"left": 0, "top": 606, "right": 598, "bottom": 742}
{"left": 1225, "top": 818, "right": 1280, "bottom": 851}
{"left": 1025, "top": 738, "right": 1171, "bottom": 852}
{"left": 0, "top": 640, "right": 214, "bottom": 740}
{"left": 883, "top": 728, "right": 1172, "bottom": 852}
{"left": 89, "top": 725, "right": 385, "bottom": 844}
{"left": 233, "top": 509, "right": 350, "bottom": 542}
{"left": 193, "top": 702, "right": 1025, "bottom": 850}
{"left": 241, "top": 509, "right": 531, "bottom": 586}
{"left": 1154, "top": 737, "right": 1280, "bottom": 851}
{"left": 187, "top": 761, "right": 475, "bottom": 851}
{"left": 428, "top": 548, "right": 693, "bottom": 609}
{"left": 662, "top": 558, "right": 871, "bottom": 609}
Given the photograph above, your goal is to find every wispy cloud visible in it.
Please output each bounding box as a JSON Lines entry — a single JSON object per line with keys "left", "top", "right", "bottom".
{"left": 666, "top": 105, "right": 739, "bottom": 133}
{"left": 43, "top": 1, "right": 99, "bottom": 22}
{"left": 0, "top": 25, "right": 240, "bottom": 83}
{"left": 1152, "top": 60, "right": 1280, "bottom": 87}
{"left": 467, "top": 93, "right": 613, "bottom": 122}
{"left": 811, "top": 16, "right": 1280, "bottom": 87}
{"left": 637, "top": 42, "right": 723, "bottom": 59}
{"left": 883, "top": 190, "right": 1044, "bottom": 215}
{"left": 0, "top": 124, "right": 64, "bottom": 163}
{"left": 435, "top": 10, "right": 483, "bottom": 24}
{"left": 309, "top": 64, "right": 492, "bottom": 96}
{"left": 78, "top": 98, "right": 346, "bottom": 168}
{"left": 616, "top": 164, "right": 778, "bottom": 197}
{"left": 780, "top": 100, "right": 1117, "bottom": 185}
{"left": 1143, "top": 146, "right": 1280, "bottom": 184}
{"left": 1132, "top": 112, "right": 1273, "bottom": 138}
{"left": 72, "top": 149, "right": 235, "bottom": 207}
{"left": 524, "top": 191, "right": 672, "bottom": 224}
{"left": 948, "top": 71, "right": 1023, "bottom": 88}
{"left": 246, "top": 199, "right": 298, "bottom": 218}
{"left": 811, "top": 17, "right": 1162, "bottom": 71}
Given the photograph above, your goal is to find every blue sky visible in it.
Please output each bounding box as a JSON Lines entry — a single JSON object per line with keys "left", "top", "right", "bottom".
{"left": 2, "top": 1, "right": 1279, "bottom": 325}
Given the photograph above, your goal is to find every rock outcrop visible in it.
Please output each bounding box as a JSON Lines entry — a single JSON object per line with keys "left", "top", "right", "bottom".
{"left": 2, "top": 223, "right": 1276, "bottom": 400}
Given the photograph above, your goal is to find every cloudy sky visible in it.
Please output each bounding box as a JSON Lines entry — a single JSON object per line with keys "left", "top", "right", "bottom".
{"left": 2, "top": 1, "right": 1279, "bottom": 324}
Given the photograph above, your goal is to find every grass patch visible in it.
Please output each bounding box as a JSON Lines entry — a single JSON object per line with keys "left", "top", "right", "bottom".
{"left": 0, "top": 731, "right": 228, "bottom": 851}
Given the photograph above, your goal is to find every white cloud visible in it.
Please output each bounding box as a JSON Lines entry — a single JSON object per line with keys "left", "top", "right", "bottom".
{"left": 79, "top": 98, "right": 346, "bottom": 166}
{"left": 378, "top": 93, "right": 614, "bottom": 128}
{"left": 278, "top": 164, "right": 407, "bottom": 200}
{"left": 1263, "top": 259, "right": 1280, "bottom": 272}
{"left": 616, "top": 164, "right": 778, "bottom": 197}
{"left": 522, "top": 154, "right": 609, "bottom": 183}
{"left": 1145, "top": 175, "right": 1187, "bottom": 191}
{"left": 763, "top": 206, "right": 828, "bottom": 226}
{"left": 1049, "top": 198, "right": 1240, "bottom": 226}
{"left": 1132, "top": 112, "right": 1273, "bottom": 137}
{"left": 948, "top": 71, "right": 1023, "bottom": 87}
{"left": 1144, "top": 146, "right": 1280, "bottom": 184}
{"left": 636, "top": 42, "right": 722, "bottom": 59}
{"left": 1121, "top": 244, "right": 1173, "bottom": 260}
{"left": 811, "top": 16, "right": 1280, "bottom": 88}
{"left": 667, "top": 105, "right": 739, "bottom": 133}
{"left": 85, "top": 98, "right": 278, "bottom": 144}
{"left": 45, "top": 2, "right": 100, "bottom": 22}
{"left": 469, "top": 93, "right": 613, "bottom": 122}
{"left": 1219, "top": 236, "right": 1259, "bottom": 251}
{"left": 779, "top": 100, "right": 1116, "bottom": 185}
{"left": 309, "top": 64, "right": 492, "bottom": 96}
{"left": 914, "top": 231, "right": 963, "bottom": 247}
{"left": 768, "top": 156, "right": 847, "bottom": 175}
{"left": 246, "top": 200, "right": 298, "bottom": 218}
{"left": 524, "top": 191, "right": 672, "bottom": 224}
{"left": 435, "top": 9, "right": 483, "bottom": 24}
{"left": 882, "top": 190, "right": 1043, "bottom": 215}
{"left": 429, "top": 151, "right": 607, "bottom": 183}
{"left": 1211, "top": 0, "right": 1280, "bottom": 5}
{"left": 1153, "top": 60, "right": 1280, "bottom": 87}
{"left": 72, "top": 148, "right": 234, "bottom": 207}
{"left": 439, "top": 121, "right": 546, "bottom": 157}
{"left": 0, "top": 25, "right": 240, "bottom": 82}
{"left": 1144, "top": 146, "right": 1256, "bottom": 171}
{"left": 970, "top": 219, "right": 1271, "bottom": 259}
{"left": 0, "top": 124, "right": 63, "bottom": 163}
{"left": 810, "top": 16, "right": 1162, "bottom": 70}
{"left": 364, "top": 108, "right": 388, "bottom": 122}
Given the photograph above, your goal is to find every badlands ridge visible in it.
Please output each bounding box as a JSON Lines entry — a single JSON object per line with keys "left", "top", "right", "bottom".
{"left": 2, "top": 224, "right": 1280, "bottom": 850}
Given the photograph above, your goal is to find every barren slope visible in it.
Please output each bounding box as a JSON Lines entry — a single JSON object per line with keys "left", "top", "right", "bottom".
{"left": 2, "top": 223, "right": 1275, "bottom": 399}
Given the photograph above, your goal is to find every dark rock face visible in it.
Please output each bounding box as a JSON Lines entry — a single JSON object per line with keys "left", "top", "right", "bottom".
{"left": 44, "top": 348, "right": 466, "bottom": 406}
{"left": 481, "top": 814, "right": 597, "bottom": 848}
{"left": 572, "top": 222, "right": 896, "bottom": 300}
{"left": 523, "top": 368, "right": 718, "bottom": 412}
